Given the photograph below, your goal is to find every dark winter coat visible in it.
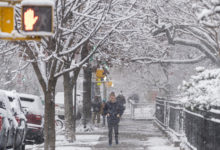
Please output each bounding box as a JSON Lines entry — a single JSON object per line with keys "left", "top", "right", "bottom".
{"left": 103, "top": 101, "right": 124, "bottom": 125}
{"left": 100, "top": 102, "right": 106, "bottom": 115}
{"left": 92, "top": 100, "right": 101, "bottom": 113}
{"left": 116, "top": 95, "right": 126, "bottom": 105}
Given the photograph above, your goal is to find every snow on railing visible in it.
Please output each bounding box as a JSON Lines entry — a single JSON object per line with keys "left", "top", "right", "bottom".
{"left": 155, "top": 97, "right": 220, "bottom": 150}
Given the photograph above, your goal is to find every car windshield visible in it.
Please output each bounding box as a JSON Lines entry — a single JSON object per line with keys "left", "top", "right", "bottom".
{"left": 0, "top": 100, "right": 6, "bottom": 109}
{"left": 20, "top": 97, "right": 34, "bottom": 102}
{"left": 0, "top": 91, "right": 13, "bottom": 116}
{"left": 20, "top": 96, "right": 43, "bottom": 115}
{"left": 20, "top": 97, "right": 35, "bottom": 109}
{"left": 8, "top": 96, "right": 22, "bottom": 114}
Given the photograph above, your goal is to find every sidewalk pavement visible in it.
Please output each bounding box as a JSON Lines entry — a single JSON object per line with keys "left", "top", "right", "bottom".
{"left": 90, "top": 119, "right": 180, "bottom": 150}
{"left": 26, "top": 118, "right": 180, "bottom": 150}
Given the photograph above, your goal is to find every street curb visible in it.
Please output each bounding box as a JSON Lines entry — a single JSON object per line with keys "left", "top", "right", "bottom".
{"left": 153, "top": 119, "right": 181, "bottom": 147}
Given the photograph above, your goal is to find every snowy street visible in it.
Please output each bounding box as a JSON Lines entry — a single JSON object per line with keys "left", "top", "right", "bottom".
{"left": 1, "top": 0, "right": 220, "bottom": 150}
{"left": 26, "top": 118, "right": 179, "bottom": 150}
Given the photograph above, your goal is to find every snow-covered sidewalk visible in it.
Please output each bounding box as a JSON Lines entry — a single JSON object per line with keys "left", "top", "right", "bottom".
{"left": 26, "top": 119, "right": 180, "bottom": 150}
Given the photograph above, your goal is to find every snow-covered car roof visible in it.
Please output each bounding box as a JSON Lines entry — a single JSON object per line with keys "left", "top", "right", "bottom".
{"left": 19, "top": 93, "right": 44, "bottom": 116}
{"left": 0, "top": 91, "right": 13, "bottom": 119}
{"left": 0, "top": 90, "right": 23, "bottom": 115}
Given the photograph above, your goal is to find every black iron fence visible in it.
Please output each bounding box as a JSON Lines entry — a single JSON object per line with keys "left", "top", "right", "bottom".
{"left": 155, "top": 97, "right": 183, "bottom": 135}
{"left": 155, "top": 97, "right": 220, "bottom": 150}
{"left": 184, "top": 108, "right": 220, "bottom": 150}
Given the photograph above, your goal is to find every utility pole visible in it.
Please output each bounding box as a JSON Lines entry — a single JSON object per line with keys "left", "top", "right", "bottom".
{"left": 102, "top": 80, "right": 107, "bottom": 126}
{"left": 103, "top": 78, "right": 107, "bottom": 102}
{"left": 74, "top": 80, "right": 77, "bottom": 134}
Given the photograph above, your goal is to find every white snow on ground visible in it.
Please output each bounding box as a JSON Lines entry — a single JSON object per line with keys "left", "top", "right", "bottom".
{"left": 56, "top": 147, "right": 91, "bottom": 150}
{"left": 148, "top": 146, "right": 179, "bottom": 150}
{"left": 56, "top": 134, "right": 100, "bottom": 146}
{"left": 25, "top": 106, "right": 179, "bottom": 150}
{"left": 146, "top": 137, "right": 179, "bottom": 150}
{"left": 26, "top": 134, "right": 101, "bottom": 150}
{"left": 146, "top": 137, "right": 171, "bottom": 146}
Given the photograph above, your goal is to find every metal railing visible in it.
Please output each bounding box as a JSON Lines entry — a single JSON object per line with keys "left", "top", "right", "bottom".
{"left": 155, "top": 97, "right": 184, "bottom": 136}
{"left": 184, "top": 108, "right": 220, "bottom": 150}
{"left": 155, "top": 97, "right": 220, "bottom": 150}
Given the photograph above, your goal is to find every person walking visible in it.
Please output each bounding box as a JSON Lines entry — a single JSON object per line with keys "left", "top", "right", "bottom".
{"left": 91, "top": 96, "right": 102, "bottom": 125}
{"left": 116, "top": 90, "right": 126, "bottom": 108}
{"left": 100, "top": 99, "right": 106, "bottom": 127}
{"left": 104, "top": 92, "right": 124, "bottom": 146}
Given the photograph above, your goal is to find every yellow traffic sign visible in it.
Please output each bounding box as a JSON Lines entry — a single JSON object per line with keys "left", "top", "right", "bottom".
{"left": 0, "top": 6, "right": 14, "bottom": 33}
{"left": 96, "top": 78, "right": 102, "bottom": 86}
{"left": 107, "top": 81, "right": 113, "bottom": 87}
{"left": 96, "top": 69, "right": 105, "bottom": 78}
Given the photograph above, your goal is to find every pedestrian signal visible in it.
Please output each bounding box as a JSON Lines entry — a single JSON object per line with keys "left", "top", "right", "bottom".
{"left": 23, "top": 8, "right": 38, "bottom": 31}
{"left": 21, "top": 5, "right": 53, "bottom": 36}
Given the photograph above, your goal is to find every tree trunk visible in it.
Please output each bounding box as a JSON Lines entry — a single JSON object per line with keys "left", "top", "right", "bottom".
{"left": 63, "top": 72, "right": 75, "bottom": 142}
{"left": 82, "top": 66, "right": 92, "bottom": 128}
{"left": 81, "top": 42, "right": 92, "bottom": 128}
{"left": 44, "top": 81, "right": 56, "bottom": 150}
{"left": 103, "top": 81, "right": 107, "bottom": 102}
{"left": 63, "top": 68, "right": 80, "bottom": 142}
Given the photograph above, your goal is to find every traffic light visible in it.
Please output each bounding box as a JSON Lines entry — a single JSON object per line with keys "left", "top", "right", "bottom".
{"left": 21, "top": 4, "right": 53, "bottom": 36}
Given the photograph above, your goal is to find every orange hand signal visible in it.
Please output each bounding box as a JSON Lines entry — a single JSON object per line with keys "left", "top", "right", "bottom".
{"left": 24, "top": 9, "right": 38, "bottom": 31}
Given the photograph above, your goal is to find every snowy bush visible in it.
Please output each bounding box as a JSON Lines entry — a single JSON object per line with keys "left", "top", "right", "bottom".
{"left": 179, "top": 67, "right": 220, "bottom": 110}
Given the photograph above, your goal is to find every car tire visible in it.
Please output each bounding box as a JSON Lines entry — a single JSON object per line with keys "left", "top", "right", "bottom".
{"left": 2, "top": 131, "right": 9, "bottom": 150}
{"left": 21, "top": 144, "right": 25, "bottom": 150}
{"left": 14, "top": 144, "right": 24, "bottom": 150}
{"left": 35, "top": 136, "right": 44, "bottom": 144}
{"left": 14, "top": 129, "right": 26, "bottom": 150}
{"left": 15, "top": 143, "right": 25, "bottom": 150}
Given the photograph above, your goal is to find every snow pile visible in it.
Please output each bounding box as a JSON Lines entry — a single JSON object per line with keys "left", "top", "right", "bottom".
{"left": 76, "top": 123, "right": 100, "bottom": 133}
{"left": 178, "top": 67, "right": 220, "bottom": 109}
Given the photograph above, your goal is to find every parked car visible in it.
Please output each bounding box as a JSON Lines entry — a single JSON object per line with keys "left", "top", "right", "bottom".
{"left": 0, "top": 91, "right": 16, "bottom": 150}
{"left": 19, "top": 93, "right": 44, "bottom": 144}
{"left": 3, "top": 90, "right": 27, "bottom": 150}
{"left": 55, "top": 92, "right": 82, "bottom": 120}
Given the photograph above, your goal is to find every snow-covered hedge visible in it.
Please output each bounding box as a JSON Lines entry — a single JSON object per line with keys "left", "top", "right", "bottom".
{"left": 178, "top": 67, "right": 220, "bottom": 110}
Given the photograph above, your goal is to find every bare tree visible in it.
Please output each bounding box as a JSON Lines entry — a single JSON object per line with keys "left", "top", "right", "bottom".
{"left": 0, "top": 0, "right": 137, "bottom": 149}
{"left": 14, "top": 1, "right": 117, "bottom": 149}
